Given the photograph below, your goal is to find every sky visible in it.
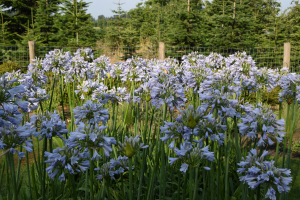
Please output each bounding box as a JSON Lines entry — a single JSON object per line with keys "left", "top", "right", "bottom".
{"left": 87, "top": 0, "right": 295, "bottom": 19}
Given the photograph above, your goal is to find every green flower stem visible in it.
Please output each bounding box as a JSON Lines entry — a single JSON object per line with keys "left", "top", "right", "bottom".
{"left": 72, "top": 76, "right": 76, "bottom": 128}
{"left": 26, "top": 151, "right": 32, "bottom": 199}
{"left": 16, "top": 146, "right": 22, "bottom": 185}
{"left": 275, "top": 101, "right": 282, "bottom": 165}
{"left": 49, "top": 139, "right": 55, "bottom": 198}
{"left": 234, "top": 117, "right": 241, "bottom": 162}
{"left": 210, "top": 142, "right": 215, "bottom": 200}
{"left": 85, "top": 170, "right": 88, "bottom": 200}
{"left": 60, "top": 73, "right": 66, "bottom": 122}
{"left": 147, "top": 107, "right": 155, "bottom": 145}
{"left": 106, "top": 178, "right": 110, "bottom": 200}
{"left": 177, "top": 169, "right": 181, "bottom": 200}
{"left": 224, "top": 118, "right": 231, "bottom": 200}
{"left": 146, "top": 128, "right": 160, "bottom": 200}
{"left": 217, "top": 146, "right": 221, "bottom": 200}
{"left": 257, "top": 185, "right": 261, "bottom": 200}
{"left": 41, "top": 137, "right": 47, "bottom": 200}
{"left": 129, "top": 157, "right": 133, "bottom": 200}
{"left": 0, "top": 158, "right": 5, "bottom": 194}
{"left": 137, "top": 150, "right": 147, "bottom": 200}
{"left": 67, "top": 82, "right": 73, "bottom": 131}
{"left": 189, "top": 168, "right": 194, "bottom": 200}
{"left": 72, "top": 174, "right": 77, "bottom": 200}
{"left": 193, "top": 167, "right": 199, "bottom": 200}
{"left": 89, "top": 149, "right": 94, "bottom": 200}
{"left": 7, "top": 153, "right": 17, "bottom": 200}
{"left": 48, "top": 73, "right": 56, "bottom": 111}
{"left": 250, "top": 190, "right": 254, "bottom": 200}
{"left": 282, "top": 103, "right": 291, "bottom": 168}
{"left": 121, "top": 174, "right": 125, "bottom": 197}
{"left": 143, "top": 101, "right": 149, "bottom": 143}
{"left": 182, "top": 171, "right": 188, "bottom": 200}
{"left": 287, "top": 98, "right": 297, "bottom": 169}
{"left": 202, "top": 166, "right": 206, "bottom": 199}
{"left": 5, "top": 154, "right": 10, "bottom": 199}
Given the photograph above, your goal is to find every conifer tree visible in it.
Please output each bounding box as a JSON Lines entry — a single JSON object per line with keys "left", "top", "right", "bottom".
{"left": 54, "top": 0, "right": 96, "bottom": 47}
{"left": 163, "top": 0, "right": 205, "bottom": 47}
{"left": 33, "top": 0, "right": 60, "bottom": 45}
{"left": 105, "top": 1, "right": 126, "bottom": 47}
{"left": 0, "top": 0, "right": 39, "bottom": 44}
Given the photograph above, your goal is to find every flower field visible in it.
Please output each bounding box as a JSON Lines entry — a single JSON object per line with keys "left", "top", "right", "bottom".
{"left": 0, "top": 49, "right": 299, "bottom": 200}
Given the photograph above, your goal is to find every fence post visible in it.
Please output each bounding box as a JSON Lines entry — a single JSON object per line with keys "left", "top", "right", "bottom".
{"left": 283, "top": 42, "right": 291, "bottom": 68}
{"left": 159, "top": 42, "right": 165, "bottom": 61}
{"left": 28, "top": 41, "right": 35, "bottom": 64}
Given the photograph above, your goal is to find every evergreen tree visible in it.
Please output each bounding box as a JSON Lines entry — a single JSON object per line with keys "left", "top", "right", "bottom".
{"left": 33, "top": 0, "right": 61, "bottom": 45}
{"left": 278, "top": 0, "right": 300, "bottom": 46}
{"left": 105, "top": 1, "right": 126, "bottom": 47}
{"left": 128, "top": 1, "right": 159, "bottom": 45}
{"left": 0, "top": 0, "right": 39, "bottom": 44}
{"left": 0, "top": 9, "right": 14, "bottom": 45}
{"left": 54, "top": 0, "right": 96, "bottom": 47}
{"left": 163, "top": 0, "right": 205, "bottom": 47}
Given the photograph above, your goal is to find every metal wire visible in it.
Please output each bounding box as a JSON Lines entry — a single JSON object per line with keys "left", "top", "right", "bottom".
{"left": 0, "top": 45, "right": 299, "bottom": 72}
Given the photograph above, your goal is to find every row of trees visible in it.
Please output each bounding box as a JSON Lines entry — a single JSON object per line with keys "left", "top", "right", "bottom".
{"left": 0, "top": 0, "right": 96, "bottom": 47}
{"left": 1, "top": 0, "right": 300, "bottom": 48}
{"left": 97, "top": 0, "right": 300, "bottom": 48}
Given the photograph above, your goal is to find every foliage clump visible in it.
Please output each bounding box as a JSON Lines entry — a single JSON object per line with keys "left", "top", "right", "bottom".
{"left": 0, "top": 62, "right": 26, "bottom": 75}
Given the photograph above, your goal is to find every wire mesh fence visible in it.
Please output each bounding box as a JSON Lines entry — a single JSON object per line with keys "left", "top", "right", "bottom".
{"left": 165, "top": 46, "right": 287, "bottom": 69}
{"left": 0, "top": 45, "right": 300, "bottom": 72}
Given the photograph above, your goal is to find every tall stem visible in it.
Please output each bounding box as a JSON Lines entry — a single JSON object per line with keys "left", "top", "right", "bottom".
{"left": 193, "top": 168, "right": 199, "bottom": 200}
{"left": 189, "top": 168, "right": 194, "bottom": 200}
{"left": 26, "top": 151, "right": 32, "bottom": 199}
{"left": 89, "top": 149, "right": 94, "bottom": 200}
{"left": 8, "top": 153, "right": 18, "bottom": 200}
{"left": 129, "top": 157, "right": 133, "bottom": 200}
{"left": 275, "top": 101, "right": 282, "bottom": 165}
{"left": 48, "top": 73, "right": 56, "bottom": 111}
{"left": 287, "top": 97, "right": 297, "bottom": 168}
{"left": 282, "top": 103, "right": 291, "bottom": 168}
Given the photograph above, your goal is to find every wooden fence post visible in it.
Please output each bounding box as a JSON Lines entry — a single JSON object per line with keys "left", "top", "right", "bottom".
{"left": 28, "top": 41, "right": 35, "bottom": 64}
{"left": 159, "top": 42, "right": 165, "bottom": 61}
{"left": 283, "top": 42, "right": 291, "bottom": 68}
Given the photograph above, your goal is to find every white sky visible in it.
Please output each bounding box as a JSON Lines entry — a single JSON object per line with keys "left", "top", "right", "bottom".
{"left": 86, "top": 0, "right": 295, "bottom": 18}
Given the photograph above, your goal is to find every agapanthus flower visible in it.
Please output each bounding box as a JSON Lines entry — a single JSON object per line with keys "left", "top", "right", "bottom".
{"left": 44, "top": 144, "right": 90, "bottom": 181}
{"left": 30, "top": 110, "right": 68, "bottom": 140}
{"left": 75, "top": 79, "right": 101, "bottom": 98}
{"left": 69, "top": 122, "right": 116, "bottom": 157}
{"left": 238, "top": 149, "right": 292, "bottom": 200}
{"left": 278, "top": 73, "right": 300, "bottom": 103}
{"left": 160, "top": 105, "right": 226, "bottom": 145}
{"left": 150, "top": 75, "right": 187, "bottom": 111}
{"left": 91, "top": 55, "right": 111, "bottom": 80}
{"left": 73, "top": 100, "right": 109, "bottom": 125}
{"left": 118, "top": 136, "right": 148, "bottom": 158}
{"left": 168, "top": 141, "right": 214, "bottom": 173}
{"left": 0, "top": 125, "right": 33, "bottom": 159}
{"left": 205, "top": 52, "right": 225, "bottom": 69}
{"left": 238, "top": 104, "right": 285, "bottom": 146}
{"left": 95, "top": 156, "right": 130, "bottom": 180}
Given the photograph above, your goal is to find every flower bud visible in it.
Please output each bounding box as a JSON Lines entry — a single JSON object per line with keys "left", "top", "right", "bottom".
{"left": 146, "top": 94, "right": 151, "bottom": 102}
{"left": 187, "top": 115, "right": 197, "bottom": 129}
{"left": 125, "top": 141, "right": 135, "bottom": 158}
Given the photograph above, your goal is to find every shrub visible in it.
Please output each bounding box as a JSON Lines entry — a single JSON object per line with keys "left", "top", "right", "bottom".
{"left": 0, "top": 61, "right": 27, "bottom": 75}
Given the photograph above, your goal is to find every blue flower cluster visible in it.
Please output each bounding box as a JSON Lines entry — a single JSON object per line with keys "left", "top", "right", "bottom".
{"left": 238, "top": 149, "right": 292, "bottom": 200}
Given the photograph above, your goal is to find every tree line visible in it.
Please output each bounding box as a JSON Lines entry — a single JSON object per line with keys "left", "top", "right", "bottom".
{"left": 1, "top": 0, "right": 300, "bottom": 48}
{"left": 0, "top": 0, "right": 96, "bottom": 47}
